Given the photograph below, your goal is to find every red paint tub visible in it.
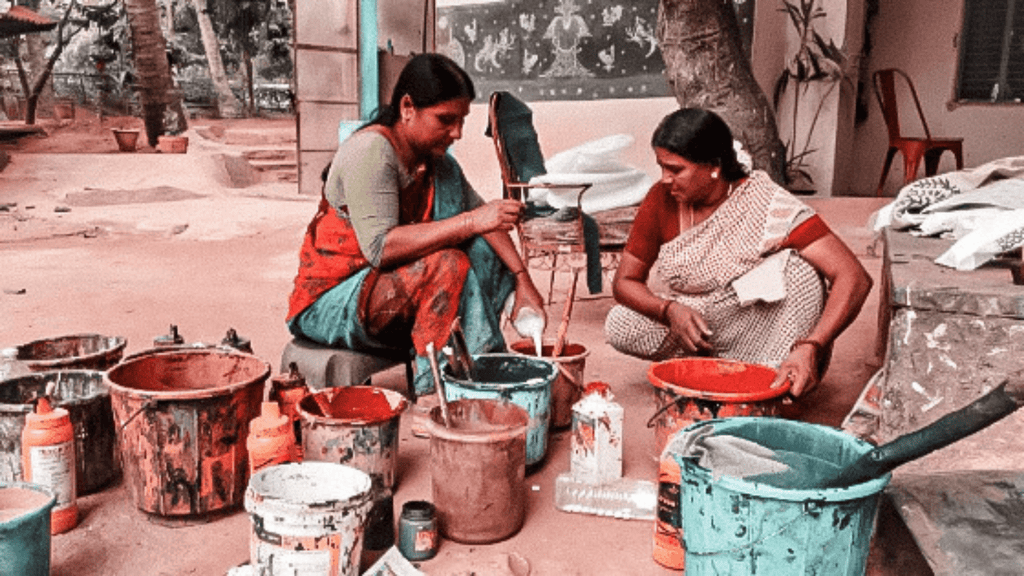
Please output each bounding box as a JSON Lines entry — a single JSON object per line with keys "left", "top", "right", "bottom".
{"left": 647, "top": 358, "right": 789, "bottom": 454}
{"left": 105, "top": 348, "right": 270, "bottom": 519}
{"left": 297, "top": 386, "right": 407, "bottom": 490}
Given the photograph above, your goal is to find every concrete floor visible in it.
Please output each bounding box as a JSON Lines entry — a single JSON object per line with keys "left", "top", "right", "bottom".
{"left": 0, "top": 119, "right": 932, "bottom": 575}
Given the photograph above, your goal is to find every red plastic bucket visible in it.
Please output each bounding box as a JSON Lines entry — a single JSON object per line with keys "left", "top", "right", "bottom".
{"left": 647, "top": 358, "right": 789, "bottom": 454}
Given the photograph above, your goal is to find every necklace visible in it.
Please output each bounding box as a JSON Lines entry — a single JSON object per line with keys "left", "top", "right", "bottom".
{"left": 686, "top": 182, "right": 734, "bottom": 230}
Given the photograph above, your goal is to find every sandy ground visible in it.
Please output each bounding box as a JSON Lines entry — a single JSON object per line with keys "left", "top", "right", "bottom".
{"left": 0, "top": 113, "right": 932, "bottom": 575}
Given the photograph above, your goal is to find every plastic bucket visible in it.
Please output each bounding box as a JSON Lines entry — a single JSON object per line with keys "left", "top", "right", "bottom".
{"left": 426, "top": 399, "right": 528, "bottom": 544}
{"left": 0, "top": 482, "right": 55, "bottom": 576}
{"left": 508, "top": 339, "right": 589, "bottom": 429}
{"left": 245, "top": 462, "right": 374, "bottom": 576}
{"left": 15, "top": 333, "right": 127, "bottom": 371}
{"left": 0, "top": 370, "right": 119, "bottom": 495}
{"left": 442, "top": 353, "right": 555, "bottom": 466}
{"left": 297, "top": 386, "right": 407, "bottom": 490}
{"left": 647, "top": 358, "right": 788, "bottom": 454}
{"left": 105, "top": 348, "right": 270, "bottom": 518}
{"left": 675, "top": 417, "right": 890, "bottom": 575}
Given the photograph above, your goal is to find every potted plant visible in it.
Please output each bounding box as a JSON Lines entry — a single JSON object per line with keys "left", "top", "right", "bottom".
{"left": 157, "top": 109, "right": 189, "bottom": 154}
{"left": 111, "top": 126, "right": 141, "bottom": 152}
{"left": 772, "top": 0, "right": 853, "bottom": 194}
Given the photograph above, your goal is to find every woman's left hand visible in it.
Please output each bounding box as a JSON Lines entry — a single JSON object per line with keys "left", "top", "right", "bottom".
{"left": 771, "top": 344, "right": 820, "bottom": 397}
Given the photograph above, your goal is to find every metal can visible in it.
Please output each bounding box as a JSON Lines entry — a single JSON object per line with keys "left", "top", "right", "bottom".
{"left": 398, "top": 500, "right": 438, "bottom": 561}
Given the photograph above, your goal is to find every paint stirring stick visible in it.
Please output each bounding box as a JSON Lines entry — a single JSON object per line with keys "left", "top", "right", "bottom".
{"left": 425, "top": 342, "right": 450, "bottom": 427}
{"left": 450, "top": 317, "right": 476, "bottom": 381}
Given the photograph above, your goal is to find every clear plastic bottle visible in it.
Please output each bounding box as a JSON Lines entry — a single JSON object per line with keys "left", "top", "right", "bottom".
{"left": 0, "top": 347, "right": 31, "bottom": 380}
{"left": 554, "top": 473, "right": 657, "bottom": 521}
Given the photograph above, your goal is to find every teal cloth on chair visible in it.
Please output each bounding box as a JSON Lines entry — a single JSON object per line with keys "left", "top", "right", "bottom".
{"left": 486, "top": 91, "right": 603, "bottom": 294}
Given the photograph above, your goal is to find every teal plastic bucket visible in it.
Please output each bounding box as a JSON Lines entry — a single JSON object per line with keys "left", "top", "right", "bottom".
{"left": 442, "top": 353, "right": 555, "bottom": 466}
{"left": 675, "top": 417, "right": 890, "bottom": 576}
{"left": 0, "top": 482, "right": 56, "bottom": 576}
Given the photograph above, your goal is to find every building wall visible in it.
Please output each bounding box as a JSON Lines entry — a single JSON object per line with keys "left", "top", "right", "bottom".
{"left": 848, "top": 1, "right": 1024, "bottom": 196}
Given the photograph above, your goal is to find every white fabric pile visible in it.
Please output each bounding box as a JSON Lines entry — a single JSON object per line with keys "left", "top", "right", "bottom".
{"left": 869, "top": 156, "right": 1024, "bottom": 270}
{"left": 528, "top": 134, "right": 653, "bottom": 214}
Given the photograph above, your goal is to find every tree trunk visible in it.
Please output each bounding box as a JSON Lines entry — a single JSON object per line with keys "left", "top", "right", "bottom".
{"left": 190, "top": 0, "right": 242, "bottom": 118}
{"left": 657, "top": 0, "right": 786, "bottom": 184}
{"left": 123, "top": 0, "right": 178, "bottom": 145}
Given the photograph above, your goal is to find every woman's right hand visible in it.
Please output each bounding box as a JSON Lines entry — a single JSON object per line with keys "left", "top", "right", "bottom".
{"left": 664, "top": 302, "right": 713, "bottom": 353}
{"left": 469, "top": 199, "right": 523, "bottom": 234}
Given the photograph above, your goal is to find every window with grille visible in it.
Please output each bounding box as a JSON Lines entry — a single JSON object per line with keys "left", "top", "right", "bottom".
{"left": 957, "top": 0, "right": 1024, "bottom": 102}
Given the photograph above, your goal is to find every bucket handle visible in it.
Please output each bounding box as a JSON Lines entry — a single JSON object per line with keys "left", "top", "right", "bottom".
{"left": 685, "top": 500, "right": 825, "bottom": 557}
{"left": 646, "top": 388, "right": 686, "bottom": 429}
{"left": 117, "top": 399, "right": 160, "bottom": 431}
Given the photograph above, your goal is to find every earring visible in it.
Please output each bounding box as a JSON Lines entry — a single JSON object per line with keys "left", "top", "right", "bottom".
{"left": 711, "top": 170, "right": 719, "bottom": 179}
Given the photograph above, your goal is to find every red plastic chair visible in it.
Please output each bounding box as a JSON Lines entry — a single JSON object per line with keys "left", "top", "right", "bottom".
{"left": 873, "top": 68, "right": 964, "bottom": 196}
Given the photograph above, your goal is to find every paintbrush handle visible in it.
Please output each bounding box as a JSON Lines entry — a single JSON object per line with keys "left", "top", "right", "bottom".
{"left": 450, "top": 318, "right": 475, "bottom": 380}
{"left": 823, "top": 371, "right": 1024, "bottom": 488}
{"left": 425, "top": 342, "right": 450, "bottom": 427}
{"left": 553, "top": 269, "right": 579, "bottom": 358}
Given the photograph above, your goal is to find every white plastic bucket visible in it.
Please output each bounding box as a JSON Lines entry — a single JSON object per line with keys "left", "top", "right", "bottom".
{"left": 245, "top": 462, "right": 374, "bottom": 576}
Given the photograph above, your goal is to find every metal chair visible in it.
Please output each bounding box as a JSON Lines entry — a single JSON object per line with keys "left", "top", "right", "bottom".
{"left": 873, "top": 68, "right": 964, "bottom": 196}
{"left": 486, "top": 90, "right": 593, "bottom": 305}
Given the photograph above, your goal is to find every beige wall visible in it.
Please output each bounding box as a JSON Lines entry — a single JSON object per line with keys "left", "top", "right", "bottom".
{"left": 848, "top": 1, "right": 1024, "bottom": 196}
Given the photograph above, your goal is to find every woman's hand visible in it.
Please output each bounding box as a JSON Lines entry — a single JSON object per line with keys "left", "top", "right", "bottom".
{"left": 771, "top": 342, "right": 820, "bottom": 397}
{"left": 664, "top": 302, "right": 713, "bottom": 353}
{"left": 468, "top": 199, "right": 523, "bottom": 235}
{"left": 511, "top": 272, "right": 547, "bottom": 327}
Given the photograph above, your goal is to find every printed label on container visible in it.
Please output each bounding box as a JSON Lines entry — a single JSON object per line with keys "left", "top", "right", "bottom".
{"left": 415, "top": 528, "right": 437, "bottom": 552}
{"left": 256, "top": 545, "right": 331, "bottom": 575}
{"left": 28, "top": 440, "right": 75, "bottom": 506}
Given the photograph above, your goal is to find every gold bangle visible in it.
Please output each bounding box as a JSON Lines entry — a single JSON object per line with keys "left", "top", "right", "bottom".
{"left": 658, "top": 299, "right": 673, "bottom": 324}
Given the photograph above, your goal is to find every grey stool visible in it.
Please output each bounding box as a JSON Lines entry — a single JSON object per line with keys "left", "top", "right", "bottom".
{"left": 280, "top": 336, "right": 415, "bottom": 394}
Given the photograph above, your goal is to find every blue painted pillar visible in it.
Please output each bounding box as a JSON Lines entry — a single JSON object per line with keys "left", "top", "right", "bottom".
{"left": 359, "top": 0, "right": 379, "bottom": 120}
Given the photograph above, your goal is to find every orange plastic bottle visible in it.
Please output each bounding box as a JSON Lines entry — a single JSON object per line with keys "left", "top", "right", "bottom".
{"left": 22, "top": 396, "right": 79, "bottom": 534}
{"left": 247, "top": 401, "right": 298, "bottom": 474}
{"left": 652, "top": 449, "right": 685, "bottom": 569}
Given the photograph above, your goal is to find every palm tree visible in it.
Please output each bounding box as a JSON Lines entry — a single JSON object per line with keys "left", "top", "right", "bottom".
{"left": 657, "top": 0, "right": 786, "bottom": 183}
{"left": 123, "top": 0, "right": 181, "bottom": 145}
{"left": 191, "top": 0, "right": 242, "bottom": 118}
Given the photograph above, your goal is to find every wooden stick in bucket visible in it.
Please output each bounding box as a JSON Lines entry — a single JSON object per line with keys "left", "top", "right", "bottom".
{"left": 425, "top": 342, "right": 450, "bottom": 427}
{"left": 552, "top": 268, "right": 580, "bottom": 358}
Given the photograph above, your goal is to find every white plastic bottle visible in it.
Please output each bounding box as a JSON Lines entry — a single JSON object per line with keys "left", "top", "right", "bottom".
{"left": 554, "top": 474, "right": 657, "bottom": 521}
{"left": 570, "top": 381, "right": 623, "bottom": 484}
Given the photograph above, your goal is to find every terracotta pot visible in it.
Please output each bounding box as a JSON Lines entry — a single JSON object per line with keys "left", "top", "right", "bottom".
{"left": 111, "top": 129, "right": 140, "bottom": 152}
{"left": 157, "top": 135, "right": 189, "bottom": 154}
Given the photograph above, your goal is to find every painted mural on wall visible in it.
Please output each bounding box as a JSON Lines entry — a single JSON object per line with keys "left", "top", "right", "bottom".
{"left": 436, "top": 0, "right": 754, "bottom": 102}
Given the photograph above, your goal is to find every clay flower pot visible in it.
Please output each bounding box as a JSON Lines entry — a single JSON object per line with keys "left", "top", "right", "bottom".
{"left": 157, "top": 135, "right": 189, "bottom": 154}
{"left": 111, "top": 129, "right": 140, "bottom": 153}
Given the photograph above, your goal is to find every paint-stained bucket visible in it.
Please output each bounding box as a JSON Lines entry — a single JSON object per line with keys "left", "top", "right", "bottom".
{"left": 0, "top": 370, "right": 119, "bottom": 495}
{"left": 647, "top": 358, "right": 788, "bottom": 455}
{"left": 245, "top": 462, "right": 374, "bottom": 576}
{"left": 297, "top": 386, "right": 407, "bottom": 490}
{"left": 0, "top": 482, "right": 55, "bottom": 576}
{"left": 442, "top": 353, "right": 555, "bottom": 466}
{"left": 676, "top": 417, "right": 889, "bottom": 575}
{"left": 15, "top": 334, "right": 127, "bottom": 372}
{"left": 426, "top": 399, "right": 528, "bottom": 544}
{"left": 105, "top": 348, "right": 269, "bottom": 519}
{"left": 509, "top": 340, "right": 589, "bottom": 429}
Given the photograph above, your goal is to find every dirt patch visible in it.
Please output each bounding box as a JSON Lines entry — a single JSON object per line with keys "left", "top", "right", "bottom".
{"left": 63, "top": 186, "right": 206, "bottom": 207}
